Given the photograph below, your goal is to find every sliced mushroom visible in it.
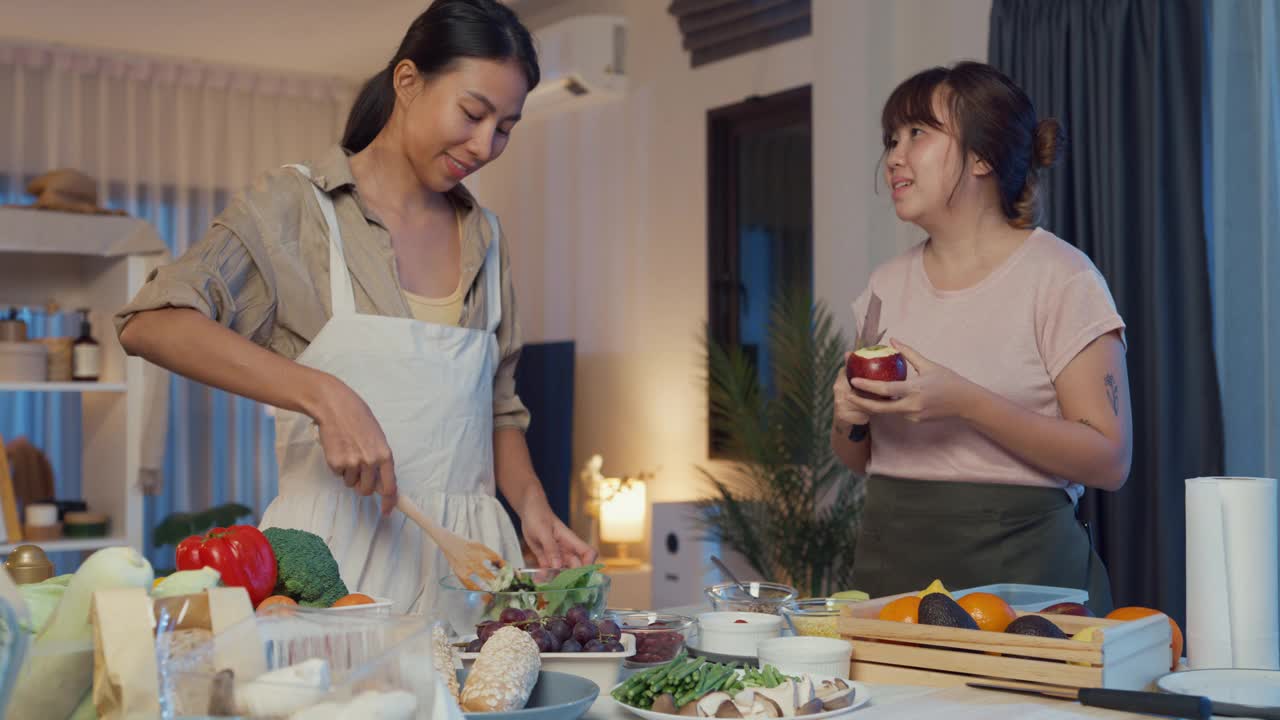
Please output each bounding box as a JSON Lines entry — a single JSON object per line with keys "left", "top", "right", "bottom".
{"left": 752, "top": 682, "right": 797, "bottom": 717}
{"left": 697, "top": 692, "right": 736, "bottom": 718}
{"left": 714, "top": 700, "right": 744, "bottom": 718}
{"left": 820, "top": 687, "right": 856, "bottom": 711}
{"left": 751, "top": 696, "right": 784, "bottom": 718}
{"left": 815, "top": 677, "right": 850, "bottom": 702}
{"left": 652, "top": 693, "right": 678, "bottom": 715}
{"left": 678, "top": 699, "right": 701, "bottom": 716}
{"left": 796, "top": 698, "right": 826, "bottom": 716}
{"left": 794, "top": 676, "right": 815, "bottom": 705}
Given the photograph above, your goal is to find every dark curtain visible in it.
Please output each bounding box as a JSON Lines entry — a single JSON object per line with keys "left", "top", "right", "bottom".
{"left": 505, "top": 341, "right": 576, "bottom": 540}
{"left": 989, "top": 0, "right": 1223, "bottom": 631}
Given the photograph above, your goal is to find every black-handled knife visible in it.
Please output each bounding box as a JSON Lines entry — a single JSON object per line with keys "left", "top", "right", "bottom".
{"left": 967, "top": 682, "right": 1280, "bottom": 719}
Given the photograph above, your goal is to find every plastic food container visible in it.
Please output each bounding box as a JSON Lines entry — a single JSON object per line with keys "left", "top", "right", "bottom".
{"left": 437, "top": 568, "right": 611, "bottom": 639}
{"left": 460, "top": 631, "right": 634, "bottom": 695}
{"left": 953, "top": 583, "right": 1089, "bottom": 613}
{"left": 604, "top": 611, "right": 696, "bottom": 668}
{"left": 780, "top": 598, "right": 863, "bottom": 638}
{"left": 757, "top": 636, "right": 853, "bottom": 679}
{"left": 704, "top": 581, "right": 797, "bottom": 615}
{"left": 695, "top": 611, "right": 783, "bottom": 657}
{"left": 162, "top": 608, "right": 438, "bottom": 718}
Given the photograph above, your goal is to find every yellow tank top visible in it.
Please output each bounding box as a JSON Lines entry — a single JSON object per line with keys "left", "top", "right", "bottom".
{"left": 403, "top": 281, "right": 465, "bottom": 326}
{"left": 402, "top": 211, "right": 466, "bottom": 326}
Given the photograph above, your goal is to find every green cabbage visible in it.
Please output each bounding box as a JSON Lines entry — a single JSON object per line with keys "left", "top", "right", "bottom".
{"left": 17, "top": 574, "right": 72, "bottom": 634}
{"left": 151, "top": 567, "right": 221, "bottom": 598}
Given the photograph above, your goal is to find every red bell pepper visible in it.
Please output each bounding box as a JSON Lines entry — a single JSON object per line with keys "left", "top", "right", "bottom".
{"left": 176, "top": 524, "right": 277, "bottom": 607}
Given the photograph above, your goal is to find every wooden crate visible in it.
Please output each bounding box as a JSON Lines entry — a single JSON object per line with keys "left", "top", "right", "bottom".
{"left": 837, "top": 593, "right": 1172, "bottom": 691}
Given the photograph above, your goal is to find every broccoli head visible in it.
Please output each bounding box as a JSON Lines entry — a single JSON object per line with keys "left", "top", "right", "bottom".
{"left": 262, "top": 527, "right": 348, "bottom": 607}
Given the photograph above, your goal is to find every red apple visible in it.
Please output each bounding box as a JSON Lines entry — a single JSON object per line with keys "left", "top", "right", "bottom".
{"left": 846, "top": 345, "right": 907, "bottom": 399}
{"left": 1039, "top": 602, "right": 1095, "bottom": 617}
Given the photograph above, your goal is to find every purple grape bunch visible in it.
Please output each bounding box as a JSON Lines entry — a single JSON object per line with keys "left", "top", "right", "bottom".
{"left": 468, "top": 605, "right": 626, "bottom": 654}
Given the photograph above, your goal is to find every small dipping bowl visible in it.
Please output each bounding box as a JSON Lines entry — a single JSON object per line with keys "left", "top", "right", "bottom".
{"left": 695, "top": 611, "right": 784, "bottom": 657}
{"left": 780, "top": 597, "right": 863, "bottom": 638}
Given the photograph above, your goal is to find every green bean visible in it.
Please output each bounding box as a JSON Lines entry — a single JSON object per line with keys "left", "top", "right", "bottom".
{"left": 697, "top": 666, "right": 732, "bottom": 696}
{"left": 673, "top": 657, "right": 706, "bottom": 682}
{"left": 675, "top": 683, "right": 713, "bottom": 709}
{"left": 647, "top": 661, "right": 677, "bottom": 686}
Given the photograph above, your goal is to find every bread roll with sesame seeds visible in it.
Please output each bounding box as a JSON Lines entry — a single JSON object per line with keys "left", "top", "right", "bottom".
{"left": 431, "top": 625, "right": 462, "bottom": 703}
{"left": 459, "top": 626, "right": 540, "bottom": 712}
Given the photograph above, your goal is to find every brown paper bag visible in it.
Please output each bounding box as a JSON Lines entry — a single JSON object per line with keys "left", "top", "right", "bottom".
{"left": 92, "top": 588, "right": 160, "bottom": 719}
{"left": 91, "top": 586, "right": 258, "bottom": 719}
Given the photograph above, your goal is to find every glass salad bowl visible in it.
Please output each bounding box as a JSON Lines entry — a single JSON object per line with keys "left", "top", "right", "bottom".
{"left": 437, "top": 565, "right": 611, "bottom": 639}
{"left": 704, "top": 581, "right": 798, "bottom": 615}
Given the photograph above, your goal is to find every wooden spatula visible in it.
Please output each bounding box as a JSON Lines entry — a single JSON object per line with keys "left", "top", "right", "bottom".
{"left": 396, "top": 495, "right": 505, "bottom": 590}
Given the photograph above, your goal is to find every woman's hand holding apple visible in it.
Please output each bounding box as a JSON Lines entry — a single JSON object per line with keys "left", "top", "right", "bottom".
{"left": 848, "top": 339, "right": 979, "bottom": 422}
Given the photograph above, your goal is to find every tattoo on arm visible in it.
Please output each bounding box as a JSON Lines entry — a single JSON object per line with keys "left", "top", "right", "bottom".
{"left": 1104, "top": 374, "right": 1119, "bottom": 416}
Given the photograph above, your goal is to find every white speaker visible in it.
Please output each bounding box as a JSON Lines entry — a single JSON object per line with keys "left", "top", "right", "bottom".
{"left": 649, "top": 501, "right": 756, "bottom": 609}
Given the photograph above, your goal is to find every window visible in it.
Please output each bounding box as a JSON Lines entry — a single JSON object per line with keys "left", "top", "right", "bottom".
{"left": 707, "top": 85, "right": 813, "bottom": 456}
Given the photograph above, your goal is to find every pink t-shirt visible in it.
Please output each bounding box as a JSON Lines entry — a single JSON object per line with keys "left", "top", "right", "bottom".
{"left": 852, "top": 228, "right": 1126, "bottom": 490}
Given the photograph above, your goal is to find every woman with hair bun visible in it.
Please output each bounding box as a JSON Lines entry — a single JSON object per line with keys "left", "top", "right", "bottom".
{"left": 832, "top": 62, "right": 1129, "bottom": 614}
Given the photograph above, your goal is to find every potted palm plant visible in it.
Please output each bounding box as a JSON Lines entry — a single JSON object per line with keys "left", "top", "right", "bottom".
{"left": 698, "top": 290, "right": 864, "bottom": 598}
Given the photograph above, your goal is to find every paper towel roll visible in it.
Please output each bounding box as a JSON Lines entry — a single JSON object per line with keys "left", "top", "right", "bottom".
{"left": 1185, "top": 476, "right": 1279, "bottom": 669}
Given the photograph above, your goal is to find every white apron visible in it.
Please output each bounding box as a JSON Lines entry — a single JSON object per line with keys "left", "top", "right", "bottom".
{"left": 260, "top": 164, "right": 523, "bottom": 617}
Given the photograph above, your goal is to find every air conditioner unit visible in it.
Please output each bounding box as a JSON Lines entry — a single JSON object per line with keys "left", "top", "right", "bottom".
{"left": 524, "top": 14, "right": 627, "bottom": 115}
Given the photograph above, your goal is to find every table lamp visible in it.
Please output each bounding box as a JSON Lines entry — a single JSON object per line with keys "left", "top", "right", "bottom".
{"left": 599, "top": 475, "right": 646, "bottom": 567}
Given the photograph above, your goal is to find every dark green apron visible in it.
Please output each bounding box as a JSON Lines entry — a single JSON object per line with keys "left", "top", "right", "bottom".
{"left": 852, "top": 475, "right": 1114, "bottom": 616}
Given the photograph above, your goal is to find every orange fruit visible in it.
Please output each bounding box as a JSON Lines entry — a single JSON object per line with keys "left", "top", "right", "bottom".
{"left": 331, "top": 592, "right": 376, "bottom": 608}
{"left": 1106, "top": 606, "right": 1183, "bottom": 670}
{"left": 257, "top": 595, "right": 297, "bottom": 610}
{"left": 957, "top": 592, "right": 1017, "bottom": 633}
{"left": 878, "top": 595, "right": 922, "bottom": 623}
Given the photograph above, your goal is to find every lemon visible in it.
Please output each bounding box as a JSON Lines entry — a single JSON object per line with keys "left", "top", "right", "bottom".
{"left": 917, "top": 579, "right": 952, "bottom": 599}
{"left": 1068, "top": 626, "right": 1104, "bottom": 666}
{"left": 1071, "top": 626, "right": 1103, "bottom": 643}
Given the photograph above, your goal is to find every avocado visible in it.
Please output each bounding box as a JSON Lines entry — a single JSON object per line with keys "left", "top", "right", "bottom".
{"left": 1005, "top": 615, "right": 1068, "bottom": 639}
{"left": 918, "top": 592, "right": 980, "bottom": 630}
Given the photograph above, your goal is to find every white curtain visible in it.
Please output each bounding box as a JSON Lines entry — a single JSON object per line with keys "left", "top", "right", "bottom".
{"left": 1207, "top": 1, "right": 1280, "bottom": 478}
{"left": 0, "top": 40, "right": 355, "bottom": 567}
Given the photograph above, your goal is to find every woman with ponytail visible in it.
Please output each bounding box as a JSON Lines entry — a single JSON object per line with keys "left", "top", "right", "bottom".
{"left": 116, "top": 0, "right": 595, "bottom": 615}
{"left": 831, "top": 62, "right": 1129, "bottom": 614}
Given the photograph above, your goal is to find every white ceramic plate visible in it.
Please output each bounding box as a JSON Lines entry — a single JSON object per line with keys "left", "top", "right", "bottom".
{"left": 1155, "top": 668, "right": 1280, "bottom": 706}
{"left": 611, "top": 674, "right": 871, "bottom": 719}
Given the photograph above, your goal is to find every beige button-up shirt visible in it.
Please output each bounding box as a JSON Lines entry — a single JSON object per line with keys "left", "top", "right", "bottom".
{"left": 115, "top": 145, "right": 530, "bottom": 431}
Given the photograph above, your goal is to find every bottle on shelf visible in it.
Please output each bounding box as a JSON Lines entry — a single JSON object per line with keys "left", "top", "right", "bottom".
{"left": 71, "top": 308, "right": 101, "bottom": 382}
{"left": 0, "top": 307, "right": 27, "bottom": 342}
